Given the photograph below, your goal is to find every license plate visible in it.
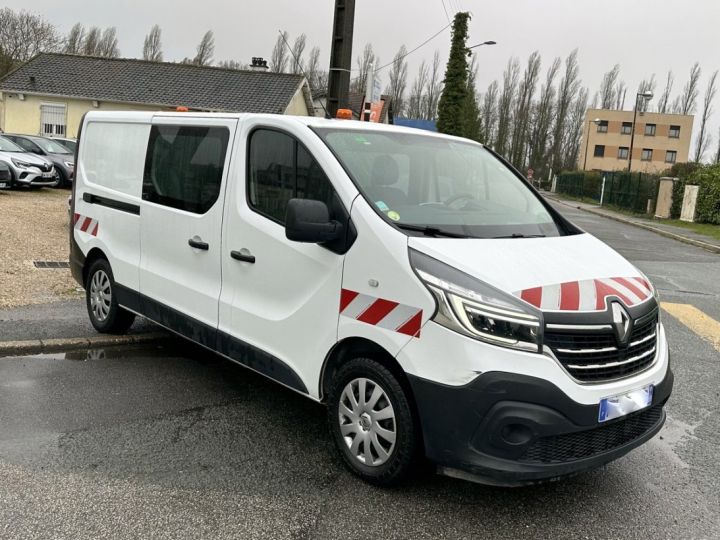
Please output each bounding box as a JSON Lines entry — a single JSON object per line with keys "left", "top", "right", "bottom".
{"left": 599, "top": 385, "right": 653, "bottom": 423}
{"left": 42, "top": 172, "right": 53, "bottom": 178}
{"left": 0, "top": 182, "right": 7, "bottom": 188}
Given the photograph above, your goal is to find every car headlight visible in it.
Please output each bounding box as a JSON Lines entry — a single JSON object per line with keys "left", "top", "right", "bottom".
{"left": 64, "top": 161, "right": 74, "bottom": 168}
{"left": 11, "top": 158, "right": 31, "bottom": 169}
{"left": 410, "top": 249, "right": 542, "bottom": 352}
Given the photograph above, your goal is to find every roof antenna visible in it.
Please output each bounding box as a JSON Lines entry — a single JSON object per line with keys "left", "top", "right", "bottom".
{"left": 278, "top": 30, "right": 329, "bottom": 119}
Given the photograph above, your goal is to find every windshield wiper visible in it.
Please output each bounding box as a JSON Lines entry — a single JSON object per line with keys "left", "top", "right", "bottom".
{"left": 396, "top": 224, "right": 469, "bottom": 238}
{"left": 493, "top": 233, "right": 546, "bottom": 239}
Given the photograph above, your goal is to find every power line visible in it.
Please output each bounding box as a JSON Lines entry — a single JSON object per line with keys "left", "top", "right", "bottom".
{"left": 369, "top": 22, "right": 452, "bottom": 76}
{"left": 440, "top": 0, "right": 450, "bottom": 23}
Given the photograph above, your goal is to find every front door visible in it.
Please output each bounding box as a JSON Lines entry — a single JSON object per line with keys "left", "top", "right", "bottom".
{"left": 139, "top": 116, "right": 237, "bottom": 346}
{"left": 218, "top": 119, "right": 353, "bottom": 396}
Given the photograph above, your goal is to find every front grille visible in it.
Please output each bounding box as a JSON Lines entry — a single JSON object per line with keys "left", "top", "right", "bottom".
{"left": 40, "top": 163, "right": 51, "bottom": 172}
{"left": 519, "top": 404, "right": 663, "bottom": 464}
{"left": 545, "top": 311, "right": 658, "bottom": 383}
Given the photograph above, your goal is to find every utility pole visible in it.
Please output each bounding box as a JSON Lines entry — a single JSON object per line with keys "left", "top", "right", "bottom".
{"left": 326, "top": 0, "right": 356, "bottom": 119}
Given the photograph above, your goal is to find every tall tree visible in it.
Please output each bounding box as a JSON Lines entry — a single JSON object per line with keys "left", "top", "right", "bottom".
{"left": 290, "top": 33, "right": 306, "bottom": 75}
{"left": 657, "top": 71, "right": 674, "bottom": 113}
{"left": 509, "top": 51, "right": 541, "bottom": 168}
{"left": 386, "top": 45, "right": 409, "bottom": 117}
{"left": 64, "top": 23, "right": 85, "bottom": 54}
{"left": 406, "top": 60, "right": 429, "bottom": 119}
{"left": 270, "top": 31, "right": 289, "bottom": 73}
{"left": 494, "top": 57, "right": 520, "bottom": 157}
{"left": 436, "top": 11, "right": 471, "bottom": 136}
{"left": 528, "top": 57, "right": 560, "bottom": 176}
{"left": 693, "top": 70, "right": 718, "bottom": 162}
{"left": 614, "top": 80, "right": 627, "bottom": 110}
{"left": 676, "top": 62, "right": 701, "bottom": 114}
{"left": 598, "top": 65, "right": 620, "bottom": 109}
{"left": 305, "top": 46, "right": 324, "bottom": 93}
{"left": 550, "top": 49, "right": 581, "bottom": 173}
{"left": 0, "top": 7, "right": 60, "bottom": 76}
{"left": 97, "top": 27, "right": 119, "bottom": 58}
{"left": 563, "top": 87, "right": 589, "bottom": 169}
{"left": 352, "top": 43, "right": 377, "bottom": 94}
{"left": 715, "top": 127, "right": 720, "bottom": 164}
{"left": 480, "top": 80, "right": 499, "bottom": 145}
{"left": 82, "top": 27, "right": 101, "bottom": 56}
{"left": 193, "top": 30, "right": 214, "bottom": 66}
{"left": 424, "top": 51, "right": 443, "bottom": 121}
{"left": 143, "top": 24, "right": 163, "bottom": 61}
{"left": 462, "top": 54, "right": 481, "bottom": 141}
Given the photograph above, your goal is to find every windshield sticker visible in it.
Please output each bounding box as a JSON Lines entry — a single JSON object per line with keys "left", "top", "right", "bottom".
{"left": 375, "top": 200, "right": 390, "bottom": 212}
{"left": 354, "top": 135, "right": 371, "bottom": 145}
{"left": 387, "top": 211, "right": 401, "bottom": 221}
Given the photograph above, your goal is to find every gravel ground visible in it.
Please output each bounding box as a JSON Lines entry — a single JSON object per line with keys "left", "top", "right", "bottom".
{"left": 0, "top": 188, "right": 81, "bottom": 308}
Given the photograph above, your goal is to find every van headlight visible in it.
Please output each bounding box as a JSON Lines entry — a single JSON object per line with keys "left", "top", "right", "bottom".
{"left": 410, "top": 249, "right": 542, "bottom": 352}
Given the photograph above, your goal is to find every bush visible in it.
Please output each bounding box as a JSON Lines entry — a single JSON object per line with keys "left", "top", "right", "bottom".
{"left": 661, "top": 162, "right": 703, "bottom": 219}
{"left": 687, "top": 164, "right": 720, "bottom": 224}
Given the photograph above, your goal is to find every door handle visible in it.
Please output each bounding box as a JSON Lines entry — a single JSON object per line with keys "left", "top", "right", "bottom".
{"left": 188, "top": 238, "right": 209, "bottom": 250}
{"left": 231, "top": 250, "right": 256, "bottom": 264}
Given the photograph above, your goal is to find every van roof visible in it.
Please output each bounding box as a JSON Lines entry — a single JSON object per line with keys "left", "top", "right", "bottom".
{"left": 82, "top": 111, "right": 477, "bottom": 144}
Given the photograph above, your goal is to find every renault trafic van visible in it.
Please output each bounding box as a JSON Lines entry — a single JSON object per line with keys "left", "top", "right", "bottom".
{"left": 70, "top": 111, "right": 672, "bottom": 486}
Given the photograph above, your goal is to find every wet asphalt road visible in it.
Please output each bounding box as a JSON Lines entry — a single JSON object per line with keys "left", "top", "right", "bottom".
{"left": 1, "top": 203, "right": 719, "bottom": 540}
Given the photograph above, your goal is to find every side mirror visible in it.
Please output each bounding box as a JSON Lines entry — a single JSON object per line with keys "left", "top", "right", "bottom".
{"left": 285, "top": 199, "right": 343, "bottom": 243}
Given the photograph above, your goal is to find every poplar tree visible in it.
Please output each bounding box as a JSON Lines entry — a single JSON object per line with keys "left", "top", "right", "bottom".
{"left": 436, "top": 11, "right": 470, "bottom": 136}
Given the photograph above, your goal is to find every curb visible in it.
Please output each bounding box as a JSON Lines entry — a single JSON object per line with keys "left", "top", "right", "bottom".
{"left": 0, "top": 332, "right": 169, "bottom": 358}
{"left": 546, "top": 194, "right": 720, "bottom": 255}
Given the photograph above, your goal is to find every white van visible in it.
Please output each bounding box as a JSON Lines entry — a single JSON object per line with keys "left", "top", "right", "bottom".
{"left": 70, "top": 111, "right": 672, "bottom": 486}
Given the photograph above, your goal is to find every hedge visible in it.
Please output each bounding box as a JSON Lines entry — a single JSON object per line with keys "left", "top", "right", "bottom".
{"left": 687, "top": 164, "right": 720, "bottom": 224}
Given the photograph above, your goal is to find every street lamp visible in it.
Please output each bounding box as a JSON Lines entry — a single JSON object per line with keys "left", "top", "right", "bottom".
{"left": 627, "top": 91, "right": 653, "bottom": 173}
{"left": 583, "top": 118, "right": 602, "bottom": 170}
{"left": 466, "top": 41, "right": 497, "bottom": 54}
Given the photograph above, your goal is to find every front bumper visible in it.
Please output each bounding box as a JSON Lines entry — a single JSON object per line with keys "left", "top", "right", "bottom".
{"left": 15, "top": 167, "right": 56, "bottom": 186}
{"left": 408, "top": 366, "right": 673, "bottom": 486}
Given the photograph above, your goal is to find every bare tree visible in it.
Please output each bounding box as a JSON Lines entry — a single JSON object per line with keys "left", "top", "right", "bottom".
{"left": 676, "top": 62, "right": 701, "bottom": 114}
{"left": 406, "top": 60, "right": 429, "bottom": 119}
{"left": 97, "top": 27, "right": 119, "bottom": 58}
{"left": 64, "top": 23, "right": 85, "bottom": 54}
{"left": 82, "top": 27, "right": 101, "bottom": 56}
{"left": 693, "top": 70, "right": 718, "bottom": 162}
{"left": 270, "top": 31, "right": 289, "bottom": 73}
{"left": 424, "top": 51, "right": 443, "bottom": 121}
{"left": 614, "top": 80, "right": 627, "bottom": 110}
{"left": 0, "top": 8, "right": 60, "bottom": 76}
{"left": 143, "top": 24, "right": 163, "bottom": 62}
{"left": 463, "top": 55, "right": 482, "bottom": 141}
{"left": 550, "top": 49, "right": 581, "bottom": 173}
{"left": 193, "top": 30, "right": 214, "bottom": 66}
{"left": 290, "top": 33, "right": 306, "bottom": 75}
{"left": 657, "top": 71, "right": 674, "bottom": 114}
{"left": 304, "top": 46, "right": 323, "bottom": 93}
{"left": 385, "top": 45, "right": 409, "bottom": 116}
{"left": 494, "top": 57, "right": 520, "bottom": 157}
{"left": 510, "top": 51, "right": 541, "bottom": 168}
{"left": 598, "top": 65, "right": 620, "bottom": 109}
{"left": 217, "top": 59, "right": 247, "bottom": 70}
{"left": 480, "top": 80, "right": 499, "bottom": 145}
{"left": 563, "top": 87, "right": 589, "bottom": 169}
{"left": 352, "top": 43, "right": 377, "bottom": 94}
{"left": 528, "top": 57, "right": 560, "bottom": 175}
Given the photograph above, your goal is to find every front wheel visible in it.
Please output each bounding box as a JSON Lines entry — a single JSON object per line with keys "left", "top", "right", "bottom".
{"left": 85, "top": 258, "right": 135, "bottom": 334}
{"left": 327, "top": 357, "right": 420, "bottom": 486}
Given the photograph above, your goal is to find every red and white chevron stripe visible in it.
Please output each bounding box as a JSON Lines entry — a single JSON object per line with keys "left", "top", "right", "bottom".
{"left": 515, "top": 277, "right": 653, "bottom": 312}
{"left": 340, "top": 288, "right": 423, "bottom": 338}
{"left": 73, "top": 213, "right": 99, "bottom": 237}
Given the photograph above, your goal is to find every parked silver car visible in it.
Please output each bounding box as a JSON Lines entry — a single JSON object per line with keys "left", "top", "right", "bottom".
{"left": 0, "top": 136, "right": 55, "bottom": 188}
{"left": 3, "top": 134, "right": 74, "bottom": 188}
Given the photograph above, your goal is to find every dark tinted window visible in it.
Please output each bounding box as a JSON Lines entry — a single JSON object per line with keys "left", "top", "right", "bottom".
{"left": 248, "top": 129, "right": 337, "bottom": 224}
{"left": 594, "top": 145, "right": 605, "bottom": 157}
{"left": 143, "top": 125, "right": 229, "bottom": 214}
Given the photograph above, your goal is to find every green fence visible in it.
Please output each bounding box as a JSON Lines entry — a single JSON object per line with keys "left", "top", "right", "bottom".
{"left": 556, "top": 171, "right": 660, "bottom": 214}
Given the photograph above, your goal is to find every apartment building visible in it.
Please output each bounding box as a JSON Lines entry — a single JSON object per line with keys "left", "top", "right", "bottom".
{"left": 578, "top": 108, "right": 693, "bottom": 174}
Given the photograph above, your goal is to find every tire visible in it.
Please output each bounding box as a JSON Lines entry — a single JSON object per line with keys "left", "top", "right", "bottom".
{"left": 327, "top": 357, "right": 419, "bottom": 486}
{"left": 85, "top": 258, "right": 135, "bottom": 334}
{"left": 48, "top": 171, "right": 61, "bottom": 189}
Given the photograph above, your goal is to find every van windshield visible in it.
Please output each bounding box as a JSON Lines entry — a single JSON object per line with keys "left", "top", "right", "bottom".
{"left": 315, "top": 128, "right": 563, "bottom": 239}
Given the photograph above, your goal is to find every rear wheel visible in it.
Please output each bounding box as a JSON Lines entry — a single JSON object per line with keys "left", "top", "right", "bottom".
{"left": 327, "top": 357, "right": 419, "bottom": 486}
{"left": 85, "top": 258, "right": 135, "bottom": 334}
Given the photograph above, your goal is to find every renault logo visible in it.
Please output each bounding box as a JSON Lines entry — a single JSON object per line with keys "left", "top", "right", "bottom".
{"left": 611, "top": 302, "right": 632, "bottom": 346}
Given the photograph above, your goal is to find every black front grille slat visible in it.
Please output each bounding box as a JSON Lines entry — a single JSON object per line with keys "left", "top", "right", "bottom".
{"left": 545, "top": 313, "right": 658, "bottom": 382}
{"left": 519, "top": 405, "right": 663, "bottom": 463}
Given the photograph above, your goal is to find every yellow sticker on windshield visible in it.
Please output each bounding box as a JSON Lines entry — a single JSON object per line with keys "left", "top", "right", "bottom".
{"left": 388, "top": 211, "right": 401, "bottom": 221}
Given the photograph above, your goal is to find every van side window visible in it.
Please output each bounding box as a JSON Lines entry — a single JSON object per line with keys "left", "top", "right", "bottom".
{"left": 143, "top": 125, "right": 229, "bottom": 214}
{"left": 248, "top": 129, "right": 337, "bottom": 224}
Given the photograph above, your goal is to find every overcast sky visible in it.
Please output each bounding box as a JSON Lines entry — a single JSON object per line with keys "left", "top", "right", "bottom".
{"left": 8, "top": 0, "right": 720, "bottom": 156}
